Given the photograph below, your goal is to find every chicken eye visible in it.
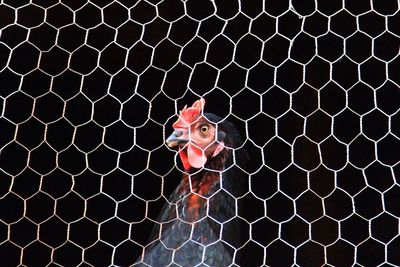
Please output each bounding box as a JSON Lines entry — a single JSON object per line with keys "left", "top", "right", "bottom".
{"left": 200, "top": 125, "right": 209, "bottom": 135}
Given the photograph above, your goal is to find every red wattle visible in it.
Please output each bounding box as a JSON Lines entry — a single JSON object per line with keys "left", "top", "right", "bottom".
{"left": 178, "top": 149, "right": 191, "bottom": 170}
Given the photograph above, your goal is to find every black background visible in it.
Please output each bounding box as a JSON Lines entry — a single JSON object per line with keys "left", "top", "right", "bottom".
{"left": 0, "top": 0, "right": 400, "bottom": 266}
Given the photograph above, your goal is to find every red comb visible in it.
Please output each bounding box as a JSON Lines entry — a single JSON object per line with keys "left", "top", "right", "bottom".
{"left": 173, "top": 98, "right": 205, "bottom": 129}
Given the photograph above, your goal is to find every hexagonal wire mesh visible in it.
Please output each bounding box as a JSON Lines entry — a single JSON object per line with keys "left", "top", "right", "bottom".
{"left": 0, "top": 0, "right": 399, "bottom": 266}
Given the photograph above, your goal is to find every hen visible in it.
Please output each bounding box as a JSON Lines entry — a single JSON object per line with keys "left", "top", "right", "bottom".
{"left": 135, "top": 99, "right": 248, "bottom": 266}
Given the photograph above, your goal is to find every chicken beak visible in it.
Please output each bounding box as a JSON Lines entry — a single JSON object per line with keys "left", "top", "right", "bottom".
{"left": 166, "top": 130, "right": 189, "bottom": 148}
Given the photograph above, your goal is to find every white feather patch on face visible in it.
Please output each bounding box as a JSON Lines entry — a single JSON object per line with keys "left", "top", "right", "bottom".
{"left": 212, "top": 141, "right": 225, "bottom": 158}
{"left": 187, "top": 144, "right": 207, "bottom": 169}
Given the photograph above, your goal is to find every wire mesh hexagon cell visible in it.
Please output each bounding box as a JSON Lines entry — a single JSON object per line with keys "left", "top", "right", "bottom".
{"left": 0, "top": 1, "right": 399, "bottom": 266}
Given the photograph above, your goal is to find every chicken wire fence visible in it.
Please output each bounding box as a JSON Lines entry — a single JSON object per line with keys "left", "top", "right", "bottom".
{"left": 0, "top": 0, "right": 399, "bottom": 266}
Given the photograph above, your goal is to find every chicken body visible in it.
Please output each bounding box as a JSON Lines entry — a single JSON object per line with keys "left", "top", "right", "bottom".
{"left": 135, "top": 100, "right": 247, "bottom": 266}
{"left": 138, "top": 171, "right": 235, "bottom": 266}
